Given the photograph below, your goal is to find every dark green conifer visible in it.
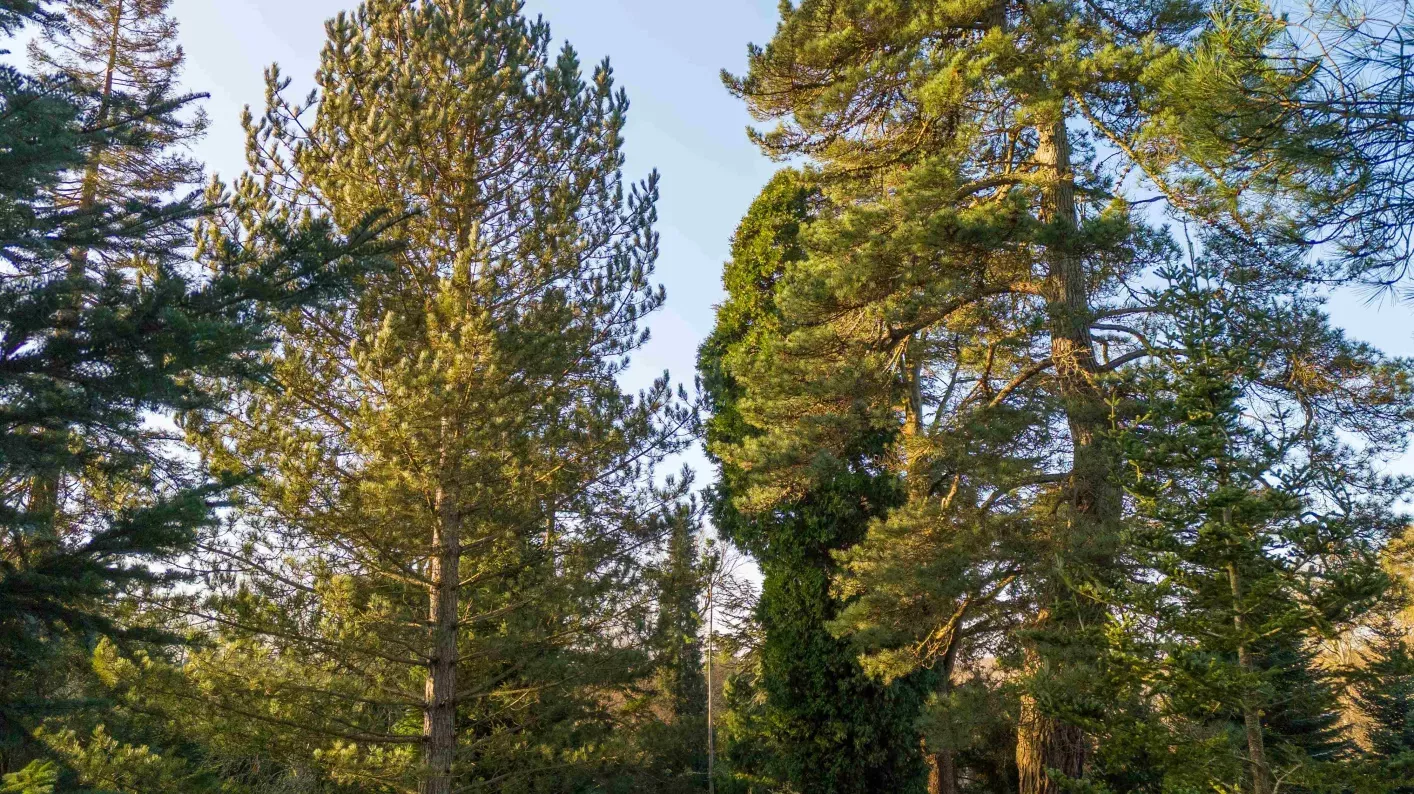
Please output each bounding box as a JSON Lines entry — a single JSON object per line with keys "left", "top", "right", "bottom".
{"left": 701, "top": 170, "right": 926, "bottom": 793}
{"left": 1111, "top": 246, "right": 1407, "bottom": 792}
{"left": 0, "top": 0, "right": 385, "bottom": 784}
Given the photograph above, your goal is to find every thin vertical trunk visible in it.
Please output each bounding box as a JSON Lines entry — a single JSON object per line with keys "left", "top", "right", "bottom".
{"left": 1013, "top": 116, "right": 1116, "bottom": 794}
{"left": 422, "top": 478, "right": 460, "bottom": 794}
{"left": 706, "top": 577, "right": 716, "bottom": 794}
{"left": 29, "top": 1, "right": 126, "bottom": 521}
{"left": 1228, "top": 556, "right": 1273, "bottom": 794}
{"left": 926, "top": 640, "right": 961, "bottom": 794}
{"left": 77, "top": 0, "right": 124, "bottom": 216}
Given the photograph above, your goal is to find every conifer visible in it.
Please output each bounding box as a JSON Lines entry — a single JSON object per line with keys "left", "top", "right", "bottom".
{"left": 183, "top": 3, "right": 693, "bottom": 792}
{"left": 29, "top": 0, "right": 207, "bottom": 212}
{"left": 0, "top": 0, "right": 385, "bottom": 784}
{"left": 718, "top": 2, "right": 1410, "bottom": 789}
{"left": 1110, "top": 247, "right": 1407, "bottom": 792}
{"left": 701, "top": 170, "right": 926, "bottom": 793}
{"left": 1352, "top": 621, "right": 1414, "bottom": 789}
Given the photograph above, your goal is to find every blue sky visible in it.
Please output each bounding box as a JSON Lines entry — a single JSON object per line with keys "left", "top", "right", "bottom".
{"left": 170, "top": 0, "right": 1414, "bottom": 485}
{"left": 174, "top": 0, "right": 782, "bottom": 399}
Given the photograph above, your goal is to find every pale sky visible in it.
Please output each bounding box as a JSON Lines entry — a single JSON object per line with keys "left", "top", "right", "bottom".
{"left": 174, "top": 0, "right": 781, "bottom": 399}
{"left": 169, "top": 0, "right": 1414, "bottom": 486}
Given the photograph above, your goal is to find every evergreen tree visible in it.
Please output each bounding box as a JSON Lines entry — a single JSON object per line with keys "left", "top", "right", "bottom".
{"left": 653, "top": 505, "right": 709, "bottom": 735}
{"left": 182, "top": 3, "right": 693, "bottom": 792}
{"left": 1110, "top": 247, "right": 1407, "bottom": 793}
{"left": 716, "top": 1, "right": 1406, "bottom": 789}
{"left": 636, "top": 503, "right": 709, "bottom": 791}
{"left": 0, "top": 0, "right": 386, "bottom": 784}
{"left": 29, "top": 0, "right": 207, "bottom": 213}
{"left": 1352, "top": 621, "right": 1414, "bottom": 789}
{"left": 700, "top": 170, "right": 926, "bottom": 793}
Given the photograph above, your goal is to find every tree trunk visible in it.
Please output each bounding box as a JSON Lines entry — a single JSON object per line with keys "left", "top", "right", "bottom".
{"left": 1016, "top": 693, "right": 1087, "bottom": 794}
{"left": 926, "top": 633, "right": 962, "bottom": 794}
{"left": 29, "top": 0, "right": 125, "bottom": 522}
{"left": 926, "top": 751, "right": 959, "bottom": 794}
{"left": 422, "top": 482, "right": 460, "bottom": 794}
{"left": 1012, "top": 116, "right": 1117, "bottom": 794}
{"left": 1228, "top": 557, "right": 1274, "bottom": 794}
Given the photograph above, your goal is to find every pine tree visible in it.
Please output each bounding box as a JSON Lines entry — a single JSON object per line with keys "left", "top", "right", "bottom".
{"left": 182, "top": 3, "right": 693, "bottom": 792}
{"left": 700, "top": 170, "right": 927, "bottom": 793}
{"left": 715, "top": 2, "right": 1404, "bottom": 790}
{"left": 654, "top": 506, "right": 709, "bottom": 729}
{"left": 23, "top": 0, "right": 207, "bottom": 534}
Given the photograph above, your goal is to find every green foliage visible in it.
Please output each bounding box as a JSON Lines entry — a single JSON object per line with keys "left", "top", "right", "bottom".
{"left": 177, "top": 1, "right": 694, "bottom": 791}
{"left": 5, "top": 1, "right": 1414, "bottom": 792}
{"left": 638, "top": 504, "right": 709, "bottom": 789}
{"left": 0, "top": 760, "right": 56, "bottom": 794}
{"left": 0, "top": 0, "right": 385, "bottom": 787}
{"left": 1352, "top": 622, "right": 1414, "bottom": 789}
{"left": 1104, "top": 245, "right": 1411, "bottom": 791}
{"left": 702, "top": 170, "right": 926, "bottom": 793}
{"left": 714, "top": 0, "right": 1414, "bottom": 789}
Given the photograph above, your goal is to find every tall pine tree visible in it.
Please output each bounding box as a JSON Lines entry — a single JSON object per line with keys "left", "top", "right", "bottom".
{"left": 716, "top": 1, "right": 1406, "bottom": 789}
{"left": 182, "top": 3, "right": 694, "bottom": 792}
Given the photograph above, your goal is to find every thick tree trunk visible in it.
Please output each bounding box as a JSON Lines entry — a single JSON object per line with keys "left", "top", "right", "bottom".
{"left": 926, "top": 748, "right": 959, "bottom": 794}
{"left": 422, "top": 483, "right": 460, "bottom": 794}
{"left": 1012, "top": 117, "right": 1117, "bottom": 794}
{"left": 1017, "top": 693, "right": 1087, "bottom": 794}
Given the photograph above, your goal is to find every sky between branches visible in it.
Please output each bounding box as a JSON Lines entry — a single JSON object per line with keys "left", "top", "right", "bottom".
{"left": 175, "top": 0, "right": 1414, "bottom": 475}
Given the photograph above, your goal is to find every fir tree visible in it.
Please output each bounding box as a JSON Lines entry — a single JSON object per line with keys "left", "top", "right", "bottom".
{"left": 29, "top": 0, "right": 207, "bottom": 212}
{"left": 639, "top": 503, "right": 709, "bottom": 790}
{"left": 0, "top": 0, "right": 386, "bottom": 784}
{"left": 1111, "top": 247, "right": 1407, "bottom": 793}
{"left": 182, "top": 3, "right": 694, "bottom": 793}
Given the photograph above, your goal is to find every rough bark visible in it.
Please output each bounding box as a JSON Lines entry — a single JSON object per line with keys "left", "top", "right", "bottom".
{"left": 927, "top": 751, "right": 959, "bottom": 794}
{"left": 422, "top": 476, "right": 460, "bottom": 794}
{"left": 1011, "top": 116, "right": 1117, "bottom": 794}
{"left": 1017, "top": 692, "right": 1088, "bottom": 794}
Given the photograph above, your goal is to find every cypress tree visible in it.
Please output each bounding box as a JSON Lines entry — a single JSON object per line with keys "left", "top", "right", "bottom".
{"left": 182, "top": 3, "right": 693, "bottom": 792}
{"left": 700, "top": 170, "right": 925, "bottom": 793}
